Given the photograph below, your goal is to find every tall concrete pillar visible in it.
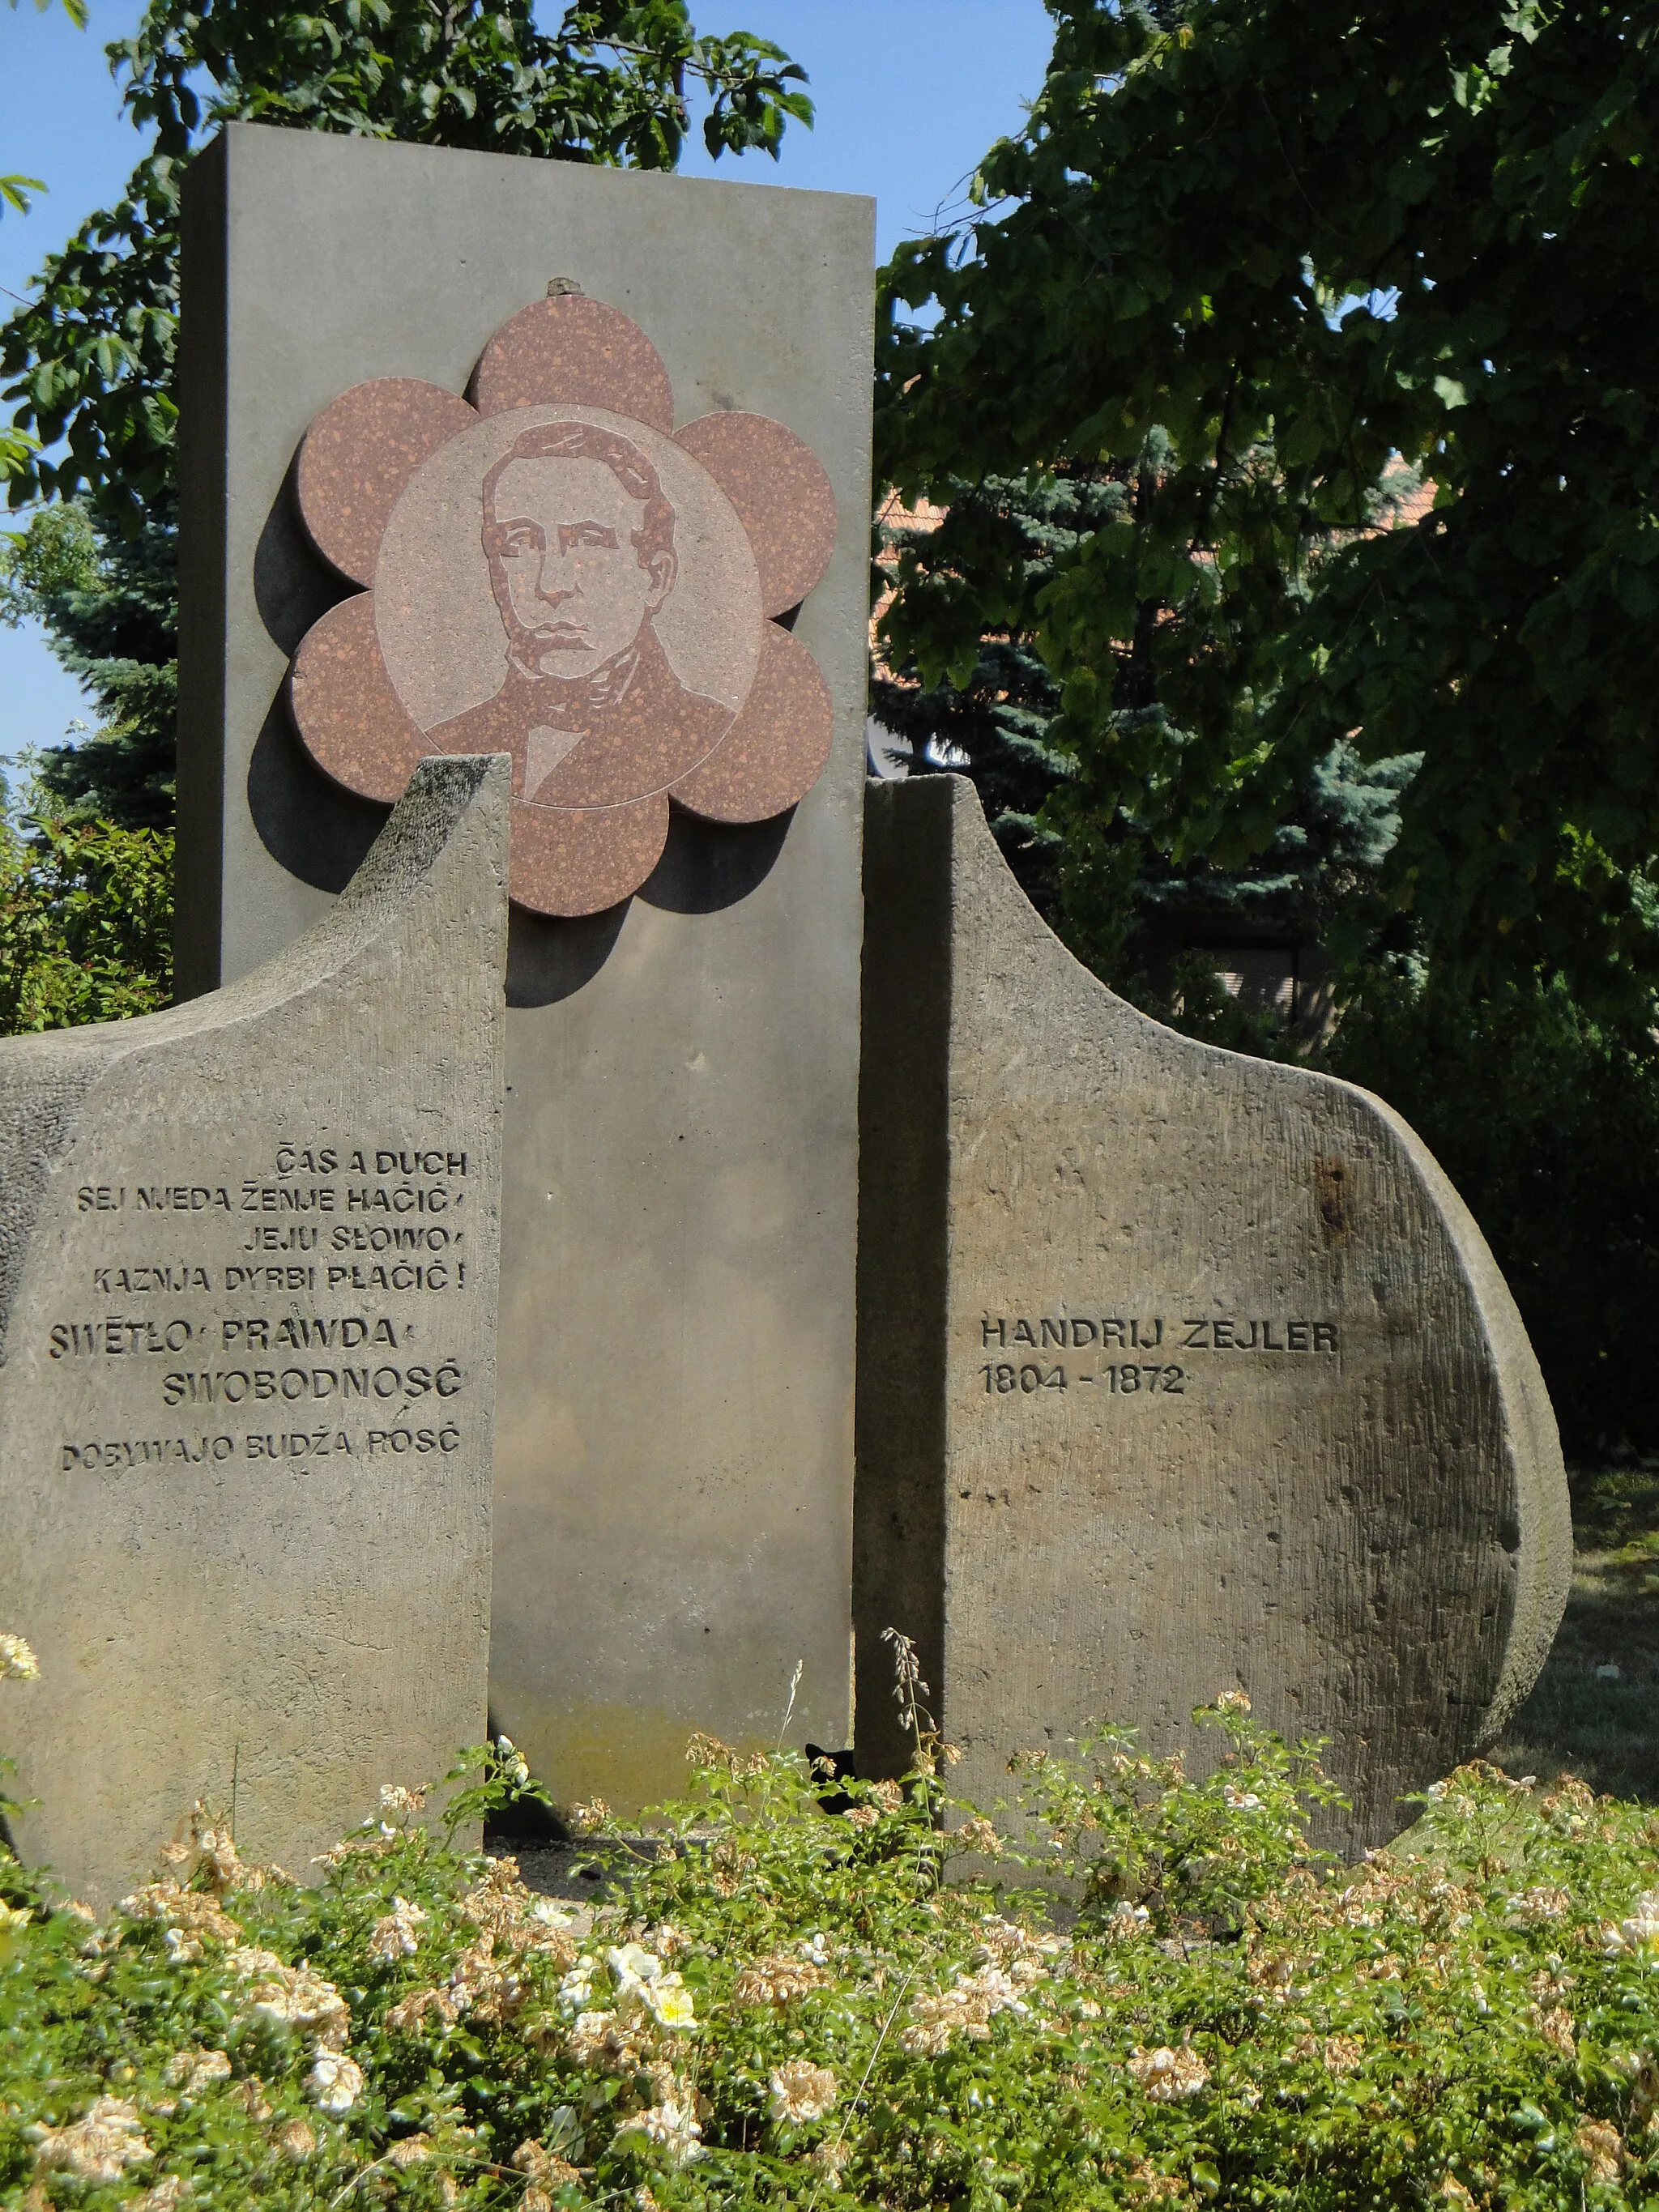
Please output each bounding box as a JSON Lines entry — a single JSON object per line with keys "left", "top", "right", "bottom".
{"left": 176, "top": 126, "right": 872, "bottom": 1809}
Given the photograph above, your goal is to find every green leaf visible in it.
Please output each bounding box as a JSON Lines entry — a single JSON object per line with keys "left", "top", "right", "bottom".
{"left": 0, "top": 173, "right": 46, "bottom": 217}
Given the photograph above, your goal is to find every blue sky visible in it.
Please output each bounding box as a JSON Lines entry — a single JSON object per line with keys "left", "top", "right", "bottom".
{"left": 0, "top": 0, "right": 1056, "bottom": 778}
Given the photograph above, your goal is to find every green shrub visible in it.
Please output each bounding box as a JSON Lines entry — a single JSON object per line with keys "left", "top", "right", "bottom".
{"left": 9, "top": 1662, "right": 1659, "bottom": 2210}
{"left": 0, "top": 815, "right": 173, "bottom": 1034}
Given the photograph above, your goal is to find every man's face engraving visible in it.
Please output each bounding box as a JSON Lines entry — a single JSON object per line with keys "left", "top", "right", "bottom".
{"left": 484, "top": 455, "right": 676, "bottom": 681}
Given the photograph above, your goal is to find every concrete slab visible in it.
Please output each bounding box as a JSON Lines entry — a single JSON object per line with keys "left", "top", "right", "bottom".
{"left": 855, "top": 777, "right": 1572, "bottom": 1852}
{"left": 0, "top": 756, "right": 508, "bottom": 1904}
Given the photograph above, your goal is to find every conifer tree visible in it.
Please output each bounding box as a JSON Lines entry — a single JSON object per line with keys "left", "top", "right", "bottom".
{"left": 1, "top": 500, "right": 177, "bottom": 830}
{"left": 876, "top": 468, "right": 1420, "bottom": 1025}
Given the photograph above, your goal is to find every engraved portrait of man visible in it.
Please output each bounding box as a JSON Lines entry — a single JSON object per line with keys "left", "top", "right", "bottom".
{"left": 430, "top": 420, "right": 731, "bottom": 803}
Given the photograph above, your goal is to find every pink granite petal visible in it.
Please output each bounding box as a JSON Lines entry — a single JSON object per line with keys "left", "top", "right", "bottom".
{"left": 669, "top": 623, "right": 834, "bottom": 824}
{"left": 674, "top": 411, "right": 838, "bottom": 616}
{"left": 510, "top": 791, "right": 671, "bottom": 917}
{"left": 471, "top": 296, "right": 674, "bottom": 433}
{"left": 296, "top": 379, "right": 478, "bottom": 586}
{"left": 288, "top": 594, "right": 430, "bottom": 802}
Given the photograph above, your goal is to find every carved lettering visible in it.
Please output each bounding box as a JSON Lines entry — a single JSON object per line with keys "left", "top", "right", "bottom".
{"left": 330, "top": 1223, "right": 453, "bottom": 1252}
{"left": 50, "top": 1318, "right": 195, "bottom": 1359}
{"left": 973, "top": 1303, "right": 1344, "bottom": 1402}
{"left": 55, "top": 1136, "right": 476, "bottom": 1441}
{"left": 61, "top": 1434, "right": 237, "bottom": 1469}
{"left": 326, "top": 1262, "right": 458, "bottom": 1292}
{"left": 91, "top": 1265, "right": 212, "bottom": 1295}
{"left": 220, "top": 1315, "right": 399, "bottom": 1351}
{"left": 58, "top": 1425, "right": 460, "bottom": 1470}
{"left": 136, "top": 1187, "right": 232, "bottom": 1212}
{"left": 346, "top": 1184, "right": 455, "bottom": 1214}
{"left": 241, "top": 1183, "right": 337, "bottom": 1214}
{"left": 161, "top": 1361, "right": 463, "bottom": 1409}
{"left": 224, "top": 1266, "right": 317, "bottom": 1292}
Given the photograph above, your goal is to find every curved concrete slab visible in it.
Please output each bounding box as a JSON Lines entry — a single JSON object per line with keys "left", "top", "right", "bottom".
{"left": 855, "top": 775, "right": 1571, "bottom": 1852}
{"left": 0, "top": 755, "right": 509, "bottom": 1903}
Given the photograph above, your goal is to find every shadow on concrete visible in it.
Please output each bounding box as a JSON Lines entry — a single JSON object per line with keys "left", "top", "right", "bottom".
{"left": 506, "top": 808, "right": 794, "bottom": 1005}
{"left": 248, "top": 698, "right": 389, "bottom": 895}
{"left": 248, "top": 459, "right": 391, "bottom": 893}
{"left": 637, "top": 804, "right": 793, "bottom": 915}
{"left": 502, "top": 1835, "right": 673, "bottom": 1902}
{"left": 507, "top": 901, "right": 631, "bottom": 1008}
{"left": 255, "top": 450, "right": 351, "bottom": 654}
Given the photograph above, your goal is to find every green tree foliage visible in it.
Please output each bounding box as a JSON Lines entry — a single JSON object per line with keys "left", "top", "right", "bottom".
{"left": 0, "top": 499, "right": 175, "bottom": 1031}
{"left": 0, "top": 499, "right": 178, "bottom": 828}
{"left": 0, "top": 812, "right": 173, "bottom": 1031}
{"left": 878, "top": 0, "right": 1659, "bottom": 1018}
{"left": 2, "top": 0, "right": 811, "bottom": 526}
{"left": 876, "top": 471, "right": 1421, "bottom": 984}
{"left": 876, "top": 0, "right": 1659, "bottom": 1450}
{"left": 872, "top": 475, "right": 1102, "bottom": 910}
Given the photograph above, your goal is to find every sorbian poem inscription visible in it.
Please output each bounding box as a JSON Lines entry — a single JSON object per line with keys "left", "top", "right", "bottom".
{"left": 52, "top": 1143, "right": 476, "bottom": 1473}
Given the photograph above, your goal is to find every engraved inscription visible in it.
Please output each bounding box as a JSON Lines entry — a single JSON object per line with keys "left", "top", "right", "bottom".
{"left": 979, "top": 1361, "right": 1188, "bottom": 1396}
{"left": 161, "top": 1362, "right": 463, "bottom": 1407}
{"left": 58, "top": 1422, "right": 463, "bottom": 1472}
{"left": 53, "top": 1138, "right": 478, "bottom": 1471}
{"left": 974, "top": 1309, "right": 1341, "bottom": 1404}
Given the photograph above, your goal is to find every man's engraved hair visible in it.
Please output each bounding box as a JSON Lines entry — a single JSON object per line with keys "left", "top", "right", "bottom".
{"left": 483, "top": 420, "right": 676, "bottom": 569}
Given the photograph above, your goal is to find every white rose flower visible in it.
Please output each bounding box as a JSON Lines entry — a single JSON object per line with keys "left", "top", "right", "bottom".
{"left": 367, "top": 1896, "right": 428, "bottom": 1963}
{"left": 608, "top": 1943, "right": 664, "bottom": 2020}
{"left": 613, "top": 2098, "right": 703, "bottom": 2165}
{"left": 646, "top": 1974, "right": 697, "bottom": 2030}
{"left": 769, "top": 2060, "right": 838, "bottom": 2125}
{"left": 559, "top": 1957, "right": 599, "bottom": 2011}
{"left": 307, "top": 2052, "right": 365, "bottom": 2115}
{"left": 26, "top": 2097, "right": 151, "bottom": 2183}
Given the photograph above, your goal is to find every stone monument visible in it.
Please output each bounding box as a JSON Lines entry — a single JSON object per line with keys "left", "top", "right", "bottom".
{"left": 0, "top": 756, "right": 508, "bottom": 1903}
{"left": 855, "top": 778, "right": 1572, "bottom": 1850}
{"left": 175, "top": 126, "right": 873, "bottom": 1811}
{"left": 165, "top": 126, "right": 1567, "bottom": 1848}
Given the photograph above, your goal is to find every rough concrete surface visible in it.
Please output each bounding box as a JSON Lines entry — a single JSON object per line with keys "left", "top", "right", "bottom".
{"left": 0, "top": 757, "right": 508, "bottom": 1904}
{"left": 855, "top": 778, "right": 1572, "bottom": 1851}
{"left": 175, "top": 128, "right": 872, "bottom": 1809}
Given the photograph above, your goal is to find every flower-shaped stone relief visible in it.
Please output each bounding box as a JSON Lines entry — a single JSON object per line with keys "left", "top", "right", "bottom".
{"left": 288, "top": 289, "right": 839, "bottom": 916}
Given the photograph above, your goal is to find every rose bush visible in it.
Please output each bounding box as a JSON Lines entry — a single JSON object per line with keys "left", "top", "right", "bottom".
{"left": 6, "top": 1681, "right": 1659, "bottom": 2208}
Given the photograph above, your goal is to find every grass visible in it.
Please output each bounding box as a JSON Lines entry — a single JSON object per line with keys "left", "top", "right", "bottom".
{"left": 1491, "top": 1460, "right": 1659, "bottom": 1799}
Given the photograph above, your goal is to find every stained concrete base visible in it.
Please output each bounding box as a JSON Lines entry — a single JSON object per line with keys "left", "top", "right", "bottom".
{"left": 855, "top": 777, "right": 1572, "bottom": 1852}
{"left": 0, "top": 757, "right": 507, "bottom": 1904}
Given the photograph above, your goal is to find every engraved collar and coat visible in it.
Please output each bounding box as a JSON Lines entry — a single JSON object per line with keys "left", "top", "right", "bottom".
{"left": 430, "top": 626, "right": 730, "bottom": 808}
